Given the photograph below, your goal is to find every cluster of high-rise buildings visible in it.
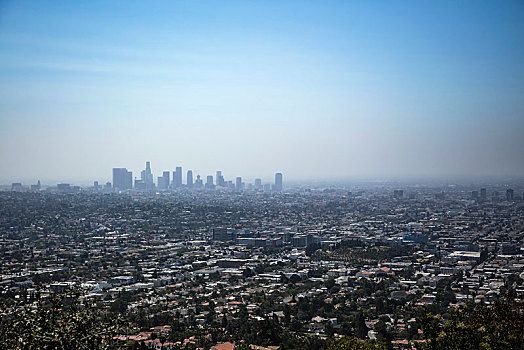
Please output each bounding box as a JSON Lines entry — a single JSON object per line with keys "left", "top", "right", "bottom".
{"left": 112, "top": 161, "right": 283, "bottom": 192}
{"left": 471, "top": 187, "right": 515, "bottom": 202}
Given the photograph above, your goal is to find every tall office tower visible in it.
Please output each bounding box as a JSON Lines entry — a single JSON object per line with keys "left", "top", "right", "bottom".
{"left": 274, "top": 172, "right": 283, "bottom": 192}
{"left": 140, "top": 161, "right": 154, "bottom": 189}
{"left": 195, "top": 174, "right": 203, "bottom": 188}
{"left": 173, "top": 166, "right": 183, "bottom": 188}
{"left": 254, "top": 178, "right": 262, "bottom": 190}
{"left": 163, "top": 171, "right": 170, "bottom": 188}
{"left": 158, "top": 171, "right": 170, "bottom": 190}
{"left": 506, "top": 189, "right": 514, "bottom": 201}
{"left": 216, "top": 171, "right": 224, "bottom": 187}
{"left": 480, "top": 188, "right": 487, "bottom": 200}
{"left": 93, "top": 181, "right": 99, "bottom": 191}
{"left": 113, "top": 168, "right": 132, "bottom": 190}
{"left": 126, "top": 171, "right": 132, "bottom": 189}
{"left": 187, "top": 170, "right": 193, "bottom": 187}
{"left": 235, "top": 177, "right": 243, "bottom": 190}
{"left": 142, "top": 161, "right": 151, "bottom": 181}
{"left": 205, "top": 175, "right": 215, "bottom": 189}
{"left": 471, "top": 191, "right": 479, "bottom": 200}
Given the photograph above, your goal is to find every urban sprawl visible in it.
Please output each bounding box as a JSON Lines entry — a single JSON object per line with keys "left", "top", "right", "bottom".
{"left": 1, "top": 167, "right": 523, "bottom": 349}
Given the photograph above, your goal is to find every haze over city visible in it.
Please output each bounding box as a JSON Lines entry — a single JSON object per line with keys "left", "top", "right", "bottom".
{"left": 1, "top": 1, "right": 523, "bottom": 184}
{"left": 2, "top": 2, "right": 524, "bottom": 349}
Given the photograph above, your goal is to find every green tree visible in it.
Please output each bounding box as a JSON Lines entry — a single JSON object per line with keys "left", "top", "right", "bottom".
{"left": 374, "top": 320, "right": 392, "bottom": 348}
{"left": 417, "top": 293, "right": 524, "bottom": 350}
{"left": 0, "top": 288, "right": 126, "bottom": 350}
{"left": 355, "top": 312, "right": 368, "bottom": 339}
{"left": 327, "top": 336, "right": 386, "bottom": 350}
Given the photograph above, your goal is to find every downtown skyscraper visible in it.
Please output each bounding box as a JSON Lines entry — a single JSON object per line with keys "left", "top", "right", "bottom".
{"left": 173, "top": 166, "right": 183, "bottom": 188}
{"left": 187, "top": 170, "right": 193, "bottom": 187}
{"left": 274, "top": 172, "right": 283, "bottom": 192}
{"left": 112, "top": 168, "right": 132, "bottom": 190}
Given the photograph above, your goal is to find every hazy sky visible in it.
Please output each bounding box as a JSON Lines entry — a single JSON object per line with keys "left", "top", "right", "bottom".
{"left": 1, "top": 1, "right": 523, "bottom": 184}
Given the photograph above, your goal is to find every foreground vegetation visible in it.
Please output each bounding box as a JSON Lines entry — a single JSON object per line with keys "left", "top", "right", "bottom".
{"left": 0, "top": 289, "right": 126, "bottom": 350}
{"left": 417, "top": 292, "right": 524, "bottom": 350}
{"left": 1, "top": 289, "right": 523, "bottom": 349}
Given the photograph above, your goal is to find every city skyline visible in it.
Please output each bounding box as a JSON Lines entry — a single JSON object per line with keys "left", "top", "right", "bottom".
{"left": 3, "top": 171, "right": 524, "bottom": 188}
{"left": 1, "top": 1, "right": 523, "bottom": 183}
{"left": 109, "top": 161, "right": 285, "bottom": 191}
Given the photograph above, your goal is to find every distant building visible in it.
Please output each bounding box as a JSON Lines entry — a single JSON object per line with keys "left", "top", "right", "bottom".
{"left": 134, "top": 179, "right": 146, "bottom": 190}
{"left": 216, "top": 171, "right": 224, "bottom": 187}
{"left": 235, "top": 177, "right": 243, "bottom": 190}
{"left": 205, "top": 175, "right": 215, "bottom": 189}
{"left": 254, "top": 178, "right": 262, "bottom": 190}
{"left": 158, "top": 171, "right": 170, "bottom": 190}
{"left": 274, "top": 172, "right": 283, "bottom": 192}
{"left": 217, "top": 259, "right": 247, "bottom": 268}
{"left": 448, "top": 251, "right": 481, "bottom": 261}
{"left": 31, "top": 180, "right": 41, "bottom": 191}
{"left": 393, "top": 190, "right": 404, "bottom": 199}
{"left": 501, "top": 242, "right": 517, "bottom": 255}
{"left": 435, "top": 191, "right": 445, "bottom": 200}
{"left": 112, "top": 168, "right": 132, "bottom": 190}
{"left": 506, "top": 188, "right": 514, "bottom": 201}
{"left": 480, "top": 188, "right": 487, "bottom": 200}
{"left": 187, "top": 170, "right": 193, "bottom": 187}
{"left": 140, "top": 161, "right": 154, "bottom": 190}
{"left": 292, "top": 235, "right": 308, "bottom": 247}
{"left": 163, "top": 171, "right": 170, "bottom": 189}
{"left": 11, "top": 183, "right": 23, "bottom": 192}
{"left": 173, "top": 166, "right": 182, "bottom": 188}
{"left": 471, "top": 190, "right": 479, "bottom": 200}
{"left": 213, "top": 228, "right": 235, "bottom": 241}
{"left": 195, "top": 174, "right": 203, "bottom": 188}
{"left": 57, "top": 183, "right": 71, "bottom": 192}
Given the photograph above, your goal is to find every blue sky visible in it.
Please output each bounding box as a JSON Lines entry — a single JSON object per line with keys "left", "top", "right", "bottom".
{"left": 1, "top": 1, "right": 523, "bottom": 184}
